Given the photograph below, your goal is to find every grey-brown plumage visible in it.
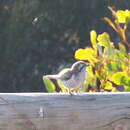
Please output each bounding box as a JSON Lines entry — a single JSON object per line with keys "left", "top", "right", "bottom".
{"left": 43, "top": 61, "right": 88, "bottom": 89}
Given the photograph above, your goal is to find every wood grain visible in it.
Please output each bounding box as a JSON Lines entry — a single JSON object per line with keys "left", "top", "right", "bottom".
{"left": 0, "top": 92, "right": 129, "bottom": 130}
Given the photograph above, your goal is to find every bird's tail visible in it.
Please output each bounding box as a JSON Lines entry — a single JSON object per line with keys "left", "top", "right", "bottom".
{"left": 43, "top": 75, "right": 60, "bottom": 80}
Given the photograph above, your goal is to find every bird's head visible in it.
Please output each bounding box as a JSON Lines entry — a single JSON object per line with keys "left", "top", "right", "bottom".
{"left": 71, "top": 61, "right": 88, "bottom": 74}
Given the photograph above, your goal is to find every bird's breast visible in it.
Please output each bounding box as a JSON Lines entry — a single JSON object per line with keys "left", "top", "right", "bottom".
{"left": 61, "top": 70, "right": 86, "bottom": 89}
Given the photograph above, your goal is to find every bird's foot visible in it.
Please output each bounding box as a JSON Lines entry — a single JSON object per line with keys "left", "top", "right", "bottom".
{"left": 68, "top": 88, "right": 82, "bottom": 96}
{"left": 69, "top": 89, "right": 74, "bottom": 96}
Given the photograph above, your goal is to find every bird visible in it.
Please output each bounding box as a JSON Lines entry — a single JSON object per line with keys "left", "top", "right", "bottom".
{"left": 43, "top": 61, "right": 88, "bottom": 94}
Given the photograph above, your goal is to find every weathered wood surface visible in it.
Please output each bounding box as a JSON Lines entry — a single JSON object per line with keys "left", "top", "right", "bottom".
{"left": 0, "top": 93, "right": 130, "bottom": 130}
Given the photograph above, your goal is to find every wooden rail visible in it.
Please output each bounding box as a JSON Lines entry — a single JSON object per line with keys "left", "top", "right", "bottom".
{"left": 0, "top": 92, "right": 130, "bottom": 130}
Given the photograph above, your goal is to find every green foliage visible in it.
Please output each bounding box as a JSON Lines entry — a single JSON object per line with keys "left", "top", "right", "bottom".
{"left": 43, "top": 77, "right": 56, "bottom": 92}
{"left": 109, "top": 72, "right": 130, "bottom": 87}
{"left": 74, "top": 7, "right": 130, "bottom": 92}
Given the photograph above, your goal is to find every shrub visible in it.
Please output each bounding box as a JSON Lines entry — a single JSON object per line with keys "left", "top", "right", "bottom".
{"left": 43, "top": 7, "right": 130, "bottom": 92}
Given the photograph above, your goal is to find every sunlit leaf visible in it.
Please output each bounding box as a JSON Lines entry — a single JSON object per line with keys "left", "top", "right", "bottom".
{"left": 103, "top": 17, "right": 117, "bottom": 31}
{"left": 74, "top": 48, "right": 98, "bottom": 62}
{"left": 97, "top": 32, "right": 111, "bottom": 48}
{"left": 109, "top": 72, "right": 130, "bottom": 86}
{"left": 116, "top": 10, "right": 126, "bottom": 23}
{"left": 87, "top": 66, "right": 95, "bottom": 76}
{"left": 104, "top": 81, "right": 113, "bottom": 91}
{"left": 111, "top": 87, "right": 118, "bottom": 92}
{"left": 125, "top": 10, "right": 130, "bottom": 17}
{"left": 43, "top": 77, "right": 56, "bottom": 92}
{"left": 90, "top": 30, "right": 97, "bottom": 51}
{"left": 121, "top": 64, "right": 128, "bottom": 70}
{"left": 115, "top": 10, "right": 130, "bottom": 24}
{"left": 85, "top": 66, "right": 97, "bottom": 90}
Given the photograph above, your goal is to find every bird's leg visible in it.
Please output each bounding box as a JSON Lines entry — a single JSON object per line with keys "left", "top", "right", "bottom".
{"left": 75, "top": 88, "right": 81, "bottom": 92}
{"left": 71, "top": 88, "right": 83, "bottom": 95}
{"left": 69, "top": 89, "right": 74, "bottom": 96}
{"left": 68, "top": 88, "right": 79, "bottom": 96}
{"left": 71, "top": 88, "right": 81, "bottom": 93}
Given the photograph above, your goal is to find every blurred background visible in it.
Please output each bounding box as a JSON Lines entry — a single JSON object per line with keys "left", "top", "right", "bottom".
{"left": 0, "top": 0, "right": 129, "bottom": 92}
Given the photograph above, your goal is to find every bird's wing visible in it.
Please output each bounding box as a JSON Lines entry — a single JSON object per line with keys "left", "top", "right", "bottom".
{"left": 59, "top": 70, "right": 73, "bottom": 81}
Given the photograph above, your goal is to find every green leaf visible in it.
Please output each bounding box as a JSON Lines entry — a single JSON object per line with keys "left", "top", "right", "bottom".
{"left": 109, "top": 72, "right": 130, "bottom": 86}
{"left": 43, "top": 77, "right": 56, "bottom": 92}
{"left": 104, "top": 47, "right": 114, "bottom": 56}
{"left": 125, "top": 86, "right": 130, "bottom": 92}
{"left": 107, "top": 62, "right": 121, "bottom": 72}
{"left": 118, "top": 42, "right": 126, "bottom": 55}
